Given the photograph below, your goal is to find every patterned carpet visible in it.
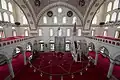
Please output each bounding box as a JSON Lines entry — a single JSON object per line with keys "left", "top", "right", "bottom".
{"left": 13, "top": 52, "right": 108, "bottom": 80}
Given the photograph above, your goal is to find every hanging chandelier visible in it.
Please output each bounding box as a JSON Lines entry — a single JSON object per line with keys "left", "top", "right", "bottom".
{"left": 28, "top": 52, "right": 92, "bottom": 80}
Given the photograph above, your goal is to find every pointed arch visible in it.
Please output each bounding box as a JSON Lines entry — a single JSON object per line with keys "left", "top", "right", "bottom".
{"left": 107, "top": 2, "right": 112, "bottom": 12}
{"left": 111, "top": 12, "right": 117, "bottom": 22}
{"left": 24, "top": 29, "right": 29, "bottom": 36}
{"left": 1, "top": 0, "right": 7, "bottom": 10}
{"left": 113, "top": 0, "right": 119, "bottom": 10}
{"left": 54, "top": 16, "right": 57, "bottom": 24}
{"left": 103, "top": 30, "right": 107, "bottom": 37}
{"left": 105, "top": 14, "right": 110, "bottom": 23}
{"left": 3, "top": 12, "right": 9, "bottom": 22}
{"left": 0, "top": 12, "right": 2, "bottom": 21}
{"left": 12, "top": 30, "right": 17, "bottom": 37}
{"left": 118, "top": 12, "right": 120, "bottom": 21}
{"left": 37, "top": 2, "right": 83, "bottom": 26}
{"left": 22, "top": 16, "right": 28, "bottom": 24}
{"left": 43, "top": 16, "right": 47, "bottom": 24}
{"left": 92, "top": 15, "right": 97, "bottom": 24}
{"left": 72, "top": 17, "right": 77, "bottom": 24}
{"left": 8, "top": 2, "right": 13, "bottom": 12}
{"left": 63, "top": 17, "right": 66, "bottom": 24}
{"left": 10, "top": 15, "right": 14, "bottom": 23}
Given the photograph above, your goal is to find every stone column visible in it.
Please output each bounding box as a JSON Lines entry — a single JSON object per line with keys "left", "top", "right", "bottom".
{"left": 23, "top": 51, "right": 27, "bottom": 65}
{"left": 8, "top": 59, "right": 15, "bottom": 78}
{"left": 94, "top": 51, "right": 98, "bottom": 65}
{"left": 107, "top": 61, "right": 114, "bottom": 78}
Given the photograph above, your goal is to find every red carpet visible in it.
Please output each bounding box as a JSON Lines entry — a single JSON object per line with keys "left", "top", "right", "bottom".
{"left": 0, "top": 63, "right": 9, "bottom": 80}
{"left": 13, "top": 52, "right": 108, "bottom": 80}
{"left": 88, "top": 51, "right": 96, "bottom": 59}
{"left": 0, "top": 52, "right": 32, "bottom": 80}
{"left": 113, "top": 65, "right": 120, "bottom": 79}
{"left": 97, "top": 54, "right": 110, "bottom": 75}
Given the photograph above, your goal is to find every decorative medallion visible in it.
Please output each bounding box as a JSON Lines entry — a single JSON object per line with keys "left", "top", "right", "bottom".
{"left": 67, "top": 11, "right": 73, "bottom": 17}
{"left": 34, "top": 0, "right": 41, "bottom": 6}
{"left": 79, "top": 0, "right": 85, "bottom": 7}
{"left": 95, "top": 3, "right": 99, "bottom": 7}
{"left": 90, "top": 12, "right": 94, "bottom": 16}
{"left": 21, "top": 5, "right": 26, "bottom": 8}
{"left": 47, "top": 11, "right": 53, "bottom": 17}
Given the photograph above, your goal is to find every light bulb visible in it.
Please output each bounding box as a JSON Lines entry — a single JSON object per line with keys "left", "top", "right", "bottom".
{"left": 80, "top": 72, "right": 82, "bottom": 75}
{"left": 61, "top": 76, "right": 63, "bottom": 80}
{"left": 50, "top": 76, "right": 52, "bottom": 80}
{"left": 33, "top": 69, "right": 36, "bottom": 72}
{"left": 40, "top": 73, "right": 43, "bottom": 77}
{"left": 30, "top": 65, "right": 32, "bottom": 68}
{"left": 71, "top": 74, "right": 74, "bottom": 78}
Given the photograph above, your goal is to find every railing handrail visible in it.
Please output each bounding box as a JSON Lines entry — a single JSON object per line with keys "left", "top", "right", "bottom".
{"left": 85, "top": 36, "right": 120, "bottom": 46}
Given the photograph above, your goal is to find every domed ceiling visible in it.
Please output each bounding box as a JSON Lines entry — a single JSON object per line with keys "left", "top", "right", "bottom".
{"left": 27, "top": 0, "right": 91, "bottom": 17}
{"left": 13, "top": 0, "right": 106, "bottom": 30}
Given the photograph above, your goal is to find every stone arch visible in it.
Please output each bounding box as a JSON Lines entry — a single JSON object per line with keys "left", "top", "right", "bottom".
{"left": 0, "top": 53, "right": 8, "bottom": 65}
{"left": 84, "top": 0, "right": 106, "bottom": 30}
{"left": 88, "top": 42, "right": 95, "bottom": 51}
{"left": 12, "top": 46, "right": 24, "bottom": 57}
{"left": 98, "top": 46, "right": 110, "bottom": 58}
{"left": 114, "top": 55, "right": 120, "bottom": 65}
{"left": 13, "top": 0, "right": 36, "bottom": 30}
{"left": 113, "top": 51, "right": 120, "bottom": 60}
{"left": 26, "top": 42, "right": 33, "bottom": 51}
{"left": 37, "top": 2, "right": 84, "bottom": 26}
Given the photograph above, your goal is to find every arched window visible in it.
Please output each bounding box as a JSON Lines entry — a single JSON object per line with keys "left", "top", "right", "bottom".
{"left": 92, "top": 16, "right": 97, "bottom": 24}
{"left": 10, "top": 15, "right": 14, "bottom": 23}
{"left": 113, "top": 0, "right": 119, "bottom": 10}
{"left": 54, "top": 16, "right": 57, "bottom": 24}
{"left": 118, "top": 12, "right": 120, "bottom": 21}
{"left": 105, "top": 14, "right": 110, "bottom": 23}
{"left": 58, "top": 28, "right": 62, "bottom": 36}
{"left": 49, "top": 28, "right": 53, "bottom": 36}
{"left": 3, "top": 12, "right": 9, "bottom": 22}
{"left": 115, "top": 31, "right": 119, "bottom": 38}
{"left": 66, "top": 29, "right": 71, "bottom": 36}
{"left": 72, "top": 17, "right": 77, "bottom": 24}
{"left": 111, "top": 12, "right": 117, "bottom": 22}
{"left": 103, "top": 30, "right": 107, "bottom": 36}
{"left": 24, "top": 30, "right": 29, "bottom": 36}
{"left": 39, "top": 40, "right": 44, "bottom": 51}
{"left": 12, "top": 30, "right": 17, "bottom": 37}
{"left": 63, "top": 17, "right": 66, "bottom": 24}
{"left": 0, "top": 26, "right": 5, "bottom": 38}
{"left": 39, "top": 29, "right": 42, "bottom": 36}
{"left": 78, "top": 29, "right": 82, "bottom": 36}
{"left": 58, "top": 8, "right": 62, "bottom": 13}
{"left": 1, "top": 0, "right": 7, "bottom": 10}
{"left": 65, "top": 40, "right": 71, "bottom": 51}
{"left": 50, "top": 40, "right": 54, "bottom": 51}
{"left": 8, "top": 2, "right": 13, "bottom": 12}
{"left": 91, "top": 30, "right": 95, "bottom": 36}
{"left": 107, "top": 2, "right": 112, "bottom": 12}
{"left": 22, "top": 16, "right": 28, "bottom": 24}
{"left": 0, "top": 30, "right": 5, "bottom": 38}
{"left": 43, "top": 16, "right": 47, "bottom": 24}
{"left": 0, "top": 13, "right": 2, "bottom": 21}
